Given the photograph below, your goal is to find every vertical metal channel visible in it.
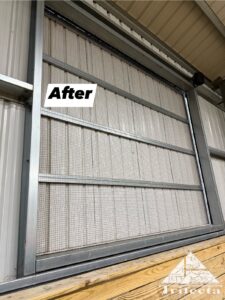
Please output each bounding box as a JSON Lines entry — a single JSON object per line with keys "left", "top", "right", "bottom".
{"left": 183, "top": 93, "right": 211, "bottom": 223}
{"left": 17, "top": 0, "right": 44, "bottom": 277}
{"left": 186, "top": 89, "right": 224, "bottom": 226}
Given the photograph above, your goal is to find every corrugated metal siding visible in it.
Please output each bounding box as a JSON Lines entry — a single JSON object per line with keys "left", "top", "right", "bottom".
{"left": 0, "top": 98, "right": 25, "bottom": 282}
{"left": 42, "top": 63, "right": 192, "bottom": 151}
{"left": 43, "top": 17, "right": 187, "bottom": 118}
{"left": 39, "top": 118, "right": 199, "bottom": 185}
{"left": 36, "top": 16, "right": 208, "bottom": 255}
{"left": 37, "top": 185, "right": 206, "bottom": 254}
{"left": 199, "top": 96, "right": 225, "bottom": 219}
{"left": 199, "top": 96, "right": 225, "bottom": 151}
{"left": 212, "top": 158, "right": 225, "bottom": 218}
{"left": 0, "top": 0, "right": 31, "bottom": 81}
{"left": 112, "top": 0, "right": 225, "bottom": 81}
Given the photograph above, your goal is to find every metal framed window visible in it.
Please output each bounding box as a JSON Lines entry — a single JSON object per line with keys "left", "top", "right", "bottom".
{"left": 0, "top": 0, "right": 224, "bottom": 294}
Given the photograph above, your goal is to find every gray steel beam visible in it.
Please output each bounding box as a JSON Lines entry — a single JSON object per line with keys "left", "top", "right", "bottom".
{"left": 0, "top": 74, "right": 33, "bottom": 100}
{"left": 17, "top": 103, "right": 32, "bottom": 278}
{"left": 187, "top": 90, "right": 224, "bottom": 226}
{"left": 43, "top": 54, "right": 188, "bottom": 124}
{"left": 36, "top": 224, "right": 223, "bottom": 272}
{"left": 41, "top": 108, "right": 194, "bottom": 156}
{"left": 209, "top": 147, "right": 225, "bottom": 160}
{"left": 183, "top": 94, "right": 211, "bottom": 222}
{"left": 17, "top": 0, "right": 44, "bottom": 277}
{"left": 0, "top": 227, "right": 224, "bottom": 294}
{"left": 197, "top": 84, "right": 223, "bottom": 109}
{"left": 39, "top": 174, "right": 201, "bottom": 191}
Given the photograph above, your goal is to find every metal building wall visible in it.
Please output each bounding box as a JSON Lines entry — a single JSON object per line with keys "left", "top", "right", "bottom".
{"left": 0, "top": 98, "right": 25, "bottom": 282}
{"left": 0, "top": 0, "right": 31, "bottom": 283}
{"left": 0, "top": 1, "right": 31, "bottom": 81}
{"left": 199, "top": 96, "right": 225, "bottom": 218}
{"left": 37, "top": 16, "right": 208, "bottom": 255}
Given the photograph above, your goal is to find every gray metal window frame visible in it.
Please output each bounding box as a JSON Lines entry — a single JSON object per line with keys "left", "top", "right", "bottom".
{"left": 0, "top": 0, "right": 225, "bottom": 294}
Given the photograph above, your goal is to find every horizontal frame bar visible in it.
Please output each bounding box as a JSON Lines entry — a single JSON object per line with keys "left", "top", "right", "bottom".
{"left": 43, "top": 54, "right": 188, "bottom": 124}
{"left": 36, "top": 224, "right": 224, "bottom": 272}
{"left": 0, "top": 227, "right": 224, "bottom": 294}
{"left": 197, "top": 85, "right": 224, "bottom": 110}
{"left": 0, "top": 74, "right": 33, "bottom": 99}
{"left": 41, "top": 108, "right": 194, "bottom": 156}
{"left": 39, "top": 173, "right": 201, "bottom": 191}
{"left": 209, "top": 147, "right": 225, "bottom": 160}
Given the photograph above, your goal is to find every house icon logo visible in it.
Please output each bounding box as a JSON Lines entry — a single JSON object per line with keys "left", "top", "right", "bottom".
{"left": 162, "top": 251, "right": 221, "bottom": 296}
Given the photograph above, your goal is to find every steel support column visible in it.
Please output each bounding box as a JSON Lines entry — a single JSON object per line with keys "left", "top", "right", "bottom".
{"left": 187, "top": 89, "right": 224, "bottom": 226}
{"left": 17, "top": 0, "right": 44, "bottom": 277}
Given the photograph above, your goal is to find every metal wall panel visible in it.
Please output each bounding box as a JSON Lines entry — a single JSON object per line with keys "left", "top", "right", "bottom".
{"left": 40, "top": 118, "right": 199, "bottom": 185}
{"left": 0, "top": 98, "right": 25, "bottom": 282}
{"left": 37, "top": 184, "right": 207, "bottom": 254}
{"left": 0, "top": 1, "right": 31, "bottom": 82}
{"left": 43, "top": 17, "right": 187, "bottom": 118}
{"left": 37, "top": 16, "right": 209, "bottom": 255}
{"left": 212, "top": 158, "right": 225, "bottom": 218}
{"left": 199, "top": 96, "right": 225, "bottom": 219}
{"left": 199, "top": 96, "right": 225, "bottom": 151}
{"left": 42, "top": 63, "right": 193, "bottom": 151}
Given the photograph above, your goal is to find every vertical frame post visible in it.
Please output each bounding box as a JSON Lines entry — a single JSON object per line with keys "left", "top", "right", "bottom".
{"left": 17, "top": 0, "right": 44, "bottom": 277}
{"left": 183, "top": 93, "right": 211, "bottom": 223}
{"left": 186, "top": 89, "right": 224, "bottom": 226}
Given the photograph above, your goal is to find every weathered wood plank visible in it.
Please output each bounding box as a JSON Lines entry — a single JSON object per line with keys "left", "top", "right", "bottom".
{"left": 182, "top": 273, "right": 225, "bottom": 300}
{"left": 113, "top": 250, "right": 225, "bottom": 300}
{"left": 63, "top": 246, "right": 225, "bottom": 300}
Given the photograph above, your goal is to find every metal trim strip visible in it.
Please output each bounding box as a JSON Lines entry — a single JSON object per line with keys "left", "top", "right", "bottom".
{"left": 183, "top": 93, "right": 211, "bottom": 223}
{"left": 36, "top": 224, "right": 224, "bottom": 272}
{"left": 39, "top": 173, "right": 202, "bottom": 191}
{"left": 0, "top": 74, "right": 33, "bottom": 99}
